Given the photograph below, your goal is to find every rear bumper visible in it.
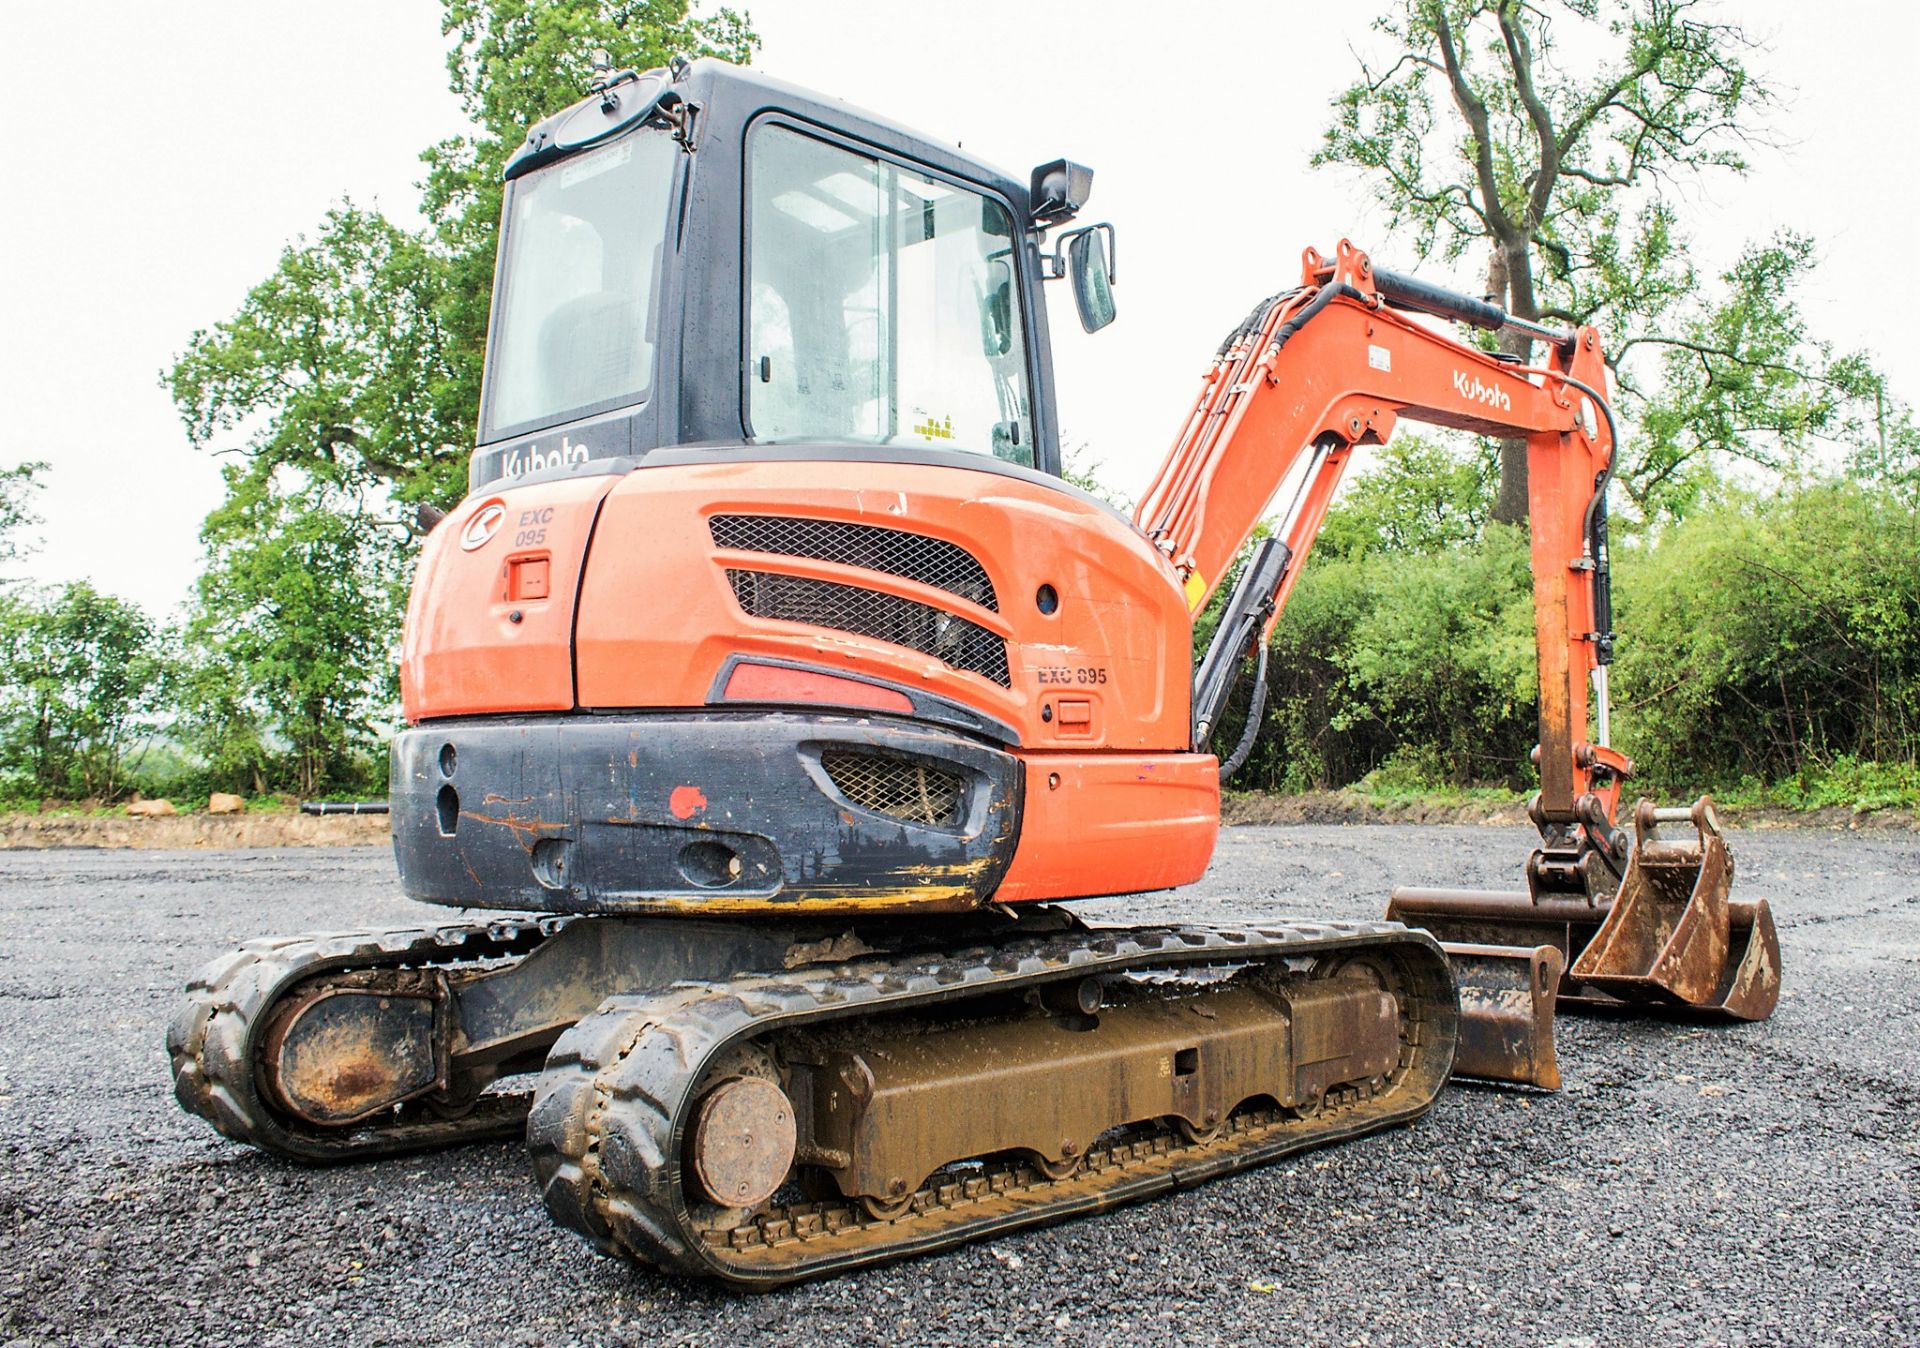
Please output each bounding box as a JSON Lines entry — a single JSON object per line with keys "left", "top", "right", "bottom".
{"left": 391, "top": 712, "right": 1021, "bottom": 916}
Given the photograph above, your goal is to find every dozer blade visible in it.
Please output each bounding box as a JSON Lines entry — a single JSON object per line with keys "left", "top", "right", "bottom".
{"left": 1442, "top": 942, "right": 1563, "bottom": 1090}
{"left": 1387, "top": 796, "right": 1780, "bottom": 1024}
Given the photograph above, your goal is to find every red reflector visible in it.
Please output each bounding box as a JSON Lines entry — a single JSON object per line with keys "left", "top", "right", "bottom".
{"left": 722, "top": 663, "right": 914, "bottom": 713}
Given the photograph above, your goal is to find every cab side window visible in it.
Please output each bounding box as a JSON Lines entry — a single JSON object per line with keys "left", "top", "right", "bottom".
{"left": 746, "top": 123, "right": 1032, "bottom": 465}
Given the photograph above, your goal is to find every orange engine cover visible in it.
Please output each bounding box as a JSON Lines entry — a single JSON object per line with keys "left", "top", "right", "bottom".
{"left": 572, "top": 459, "right": 1191, "bottom": 750}
{"left": 401, "top": 474, "right": 620, "bottom": 719}
{"left": 400, "top": 456, "right": 1219, "bottom": 906}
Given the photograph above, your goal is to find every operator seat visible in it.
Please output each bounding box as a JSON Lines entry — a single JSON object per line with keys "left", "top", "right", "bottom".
{"left": 538, "top": 289, "right": 644, "bottom": 412}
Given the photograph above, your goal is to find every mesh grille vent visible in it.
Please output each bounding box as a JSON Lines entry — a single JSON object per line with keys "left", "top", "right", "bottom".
{"left": 710, "top": 515, "right": 998, "bottom": 612}
{"left": 726, "top": 570, "right": 1011, "bottom": 686}
{"left": 821, "top": 749, "right": 967, "bottom": 828}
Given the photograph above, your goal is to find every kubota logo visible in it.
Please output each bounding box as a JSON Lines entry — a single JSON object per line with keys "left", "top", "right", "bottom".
{"left": 459, "top": 499, "right": 507, "bottom": 551}
{"left": 503, "top": 436, "right": 590, "bottom": 478}
{"left": 1453, "top": 369, "right": 1512, "bottom": 412}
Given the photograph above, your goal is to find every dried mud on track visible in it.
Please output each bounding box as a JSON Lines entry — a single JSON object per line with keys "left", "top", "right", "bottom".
{"left": 1, "top": 828, "right": 1915, "bottom": 1347}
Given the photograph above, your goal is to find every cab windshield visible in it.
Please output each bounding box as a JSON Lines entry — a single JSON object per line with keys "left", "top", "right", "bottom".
{"left": 746, "top": 124, "right": 1033, "bottom": 465}
{"left": 484, "top": 131, "right": 679, "bottom": 438}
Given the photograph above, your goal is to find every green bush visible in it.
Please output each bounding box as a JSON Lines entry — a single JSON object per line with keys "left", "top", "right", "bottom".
{"left": 0, "top": 582, "right": 167, "bottom": 801}
{"left": 1211, "top": 476, "right": 1919, "bottom": 804}
{"left": 1713, "top": 757, "right": 1920, "bottom": 812}
{"left": 1217, "top": 548, "right": 1382, "bottom": 792}
{"left": 1611, "top": 483, "right": 1920, "bottom": 792}
{"left": 1217, "top": 525, "right": 1538, "bottom": 790}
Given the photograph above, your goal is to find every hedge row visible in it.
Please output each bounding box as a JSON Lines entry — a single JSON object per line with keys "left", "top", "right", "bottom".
{"left": 1216, "top": 481, "right": 1920, "bottom": 799}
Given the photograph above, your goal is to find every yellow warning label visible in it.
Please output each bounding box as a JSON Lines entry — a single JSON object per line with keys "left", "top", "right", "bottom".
{"left": 911, "top": 414, "right": 955, "bottom": 441}
{"left": 1184, "top": 571, "right": 1207, "bottom": 610}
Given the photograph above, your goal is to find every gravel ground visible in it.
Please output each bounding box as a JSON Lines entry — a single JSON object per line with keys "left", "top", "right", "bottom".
{"left": 1, "top": 825, "right": 1915, "bottom": 1347}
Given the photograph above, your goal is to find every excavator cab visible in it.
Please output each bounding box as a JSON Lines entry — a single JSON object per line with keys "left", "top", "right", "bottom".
{"left": 472, "top": 59, "right": 1072, "bottom": 485}
{"left": 474, "top": 61, "right": 1114, "bottom": 480}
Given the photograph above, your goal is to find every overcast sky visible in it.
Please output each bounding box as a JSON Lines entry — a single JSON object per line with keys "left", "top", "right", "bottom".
{"left": 4, "top": 0, "right": 1915, "bottom": 616}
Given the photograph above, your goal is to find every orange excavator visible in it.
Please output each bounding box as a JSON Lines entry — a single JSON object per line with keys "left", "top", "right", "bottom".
{"left": 169, "top": 56, "right": 1779, "bottom": 1286}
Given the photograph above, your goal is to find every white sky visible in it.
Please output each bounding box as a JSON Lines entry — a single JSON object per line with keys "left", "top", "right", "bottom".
{"left": 4, "top": 0, "right": 1916, "bottom": 616}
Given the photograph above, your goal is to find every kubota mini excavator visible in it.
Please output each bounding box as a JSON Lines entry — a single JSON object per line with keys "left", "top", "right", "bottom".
{"left": 169, "top": 56, "right": 1779, "bottom": 1286}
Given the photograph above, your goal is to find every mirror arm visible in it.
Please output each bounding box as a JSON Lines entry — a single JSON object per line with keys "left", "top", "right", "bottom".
{"left": 1042, "top": 222, "right": 1117, "bottom": 283}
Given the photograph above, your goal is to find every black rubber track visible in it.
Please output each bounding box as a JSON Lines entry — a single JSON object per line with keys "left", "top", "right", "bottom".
{"left": 528, "top": 919, "right": 1457, "bottom": 1287}
{"left": 167, "top": 918, "right": 572, "bottom": 1161}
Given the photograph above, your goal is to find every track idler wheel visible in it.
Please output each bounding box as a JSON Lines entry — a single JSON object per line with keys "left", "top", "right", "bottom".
{"left": 689, "top": 1077, "right": 798, "bottom": 1209}
{"left": 257, "top": 973, "right": 449, "bottom": 1126}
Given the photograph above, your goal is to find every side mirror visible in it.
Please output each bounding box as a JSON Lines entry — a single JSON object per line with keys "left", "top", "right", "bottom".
{"left": 1067, "top": 225, "right": 1117, "bottom": 333}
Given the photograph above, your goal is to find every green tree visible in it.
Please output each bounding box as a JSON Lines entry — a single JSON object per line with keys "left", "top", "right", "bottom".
{"left": 0, "top": 582, "right": 166, "bottom": 800}
{"left": 1317, "top": 435, "right": 1495, "bottom": 559}
{"left": 184, "top": 478, "right": 408, "bottom": 798}
{"left": 170, "top": 3, "right": 757, "bottom": 511}
{"left": 166, "top": 2, "right": 758, "bottom": 793}
{"left": 167, "top": 207, "right": 469, "bottom": 510}
{"left": 0, "top": 460, "right": 46, "bottom": 581}
{"left": 1830, "top": 361, "right": 1918, "bottom": 506}
{"left": 1601, "top": 232, "right": 1900, "bottom": 520}
{"left": 1316, "top": 0, "right": 1780, "bottom": 523}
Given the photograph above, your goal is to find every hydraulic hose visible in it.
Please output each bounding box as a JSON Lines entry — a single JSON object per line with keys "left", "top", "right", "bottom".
{"left": 1216, "top": 640, "right": 1270, "bottom": 785}
{"left": 1272, "top": 282, "right": 1362, "bottom": 353}
{"left": 1215, "top": 287, "right": 1310, "bottom": 357}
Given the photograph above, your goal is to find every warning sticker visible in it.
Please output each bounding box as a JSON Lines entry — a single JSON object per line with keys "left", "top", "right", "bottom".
{"left": 1368, "top": 344, "right": 1392, "bottom": 372}
{"left": 1184, "top": 571, "right": 1207, "bottom": 611}
{"left": 560, "top": 138, "right": 633, "bottom": 188}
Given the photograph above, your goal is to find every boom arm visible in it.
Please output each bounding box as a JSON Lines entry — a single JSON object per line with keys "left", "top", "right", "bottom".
{"left": 1140, "top": 241, "right": 1631, "bottom": 879}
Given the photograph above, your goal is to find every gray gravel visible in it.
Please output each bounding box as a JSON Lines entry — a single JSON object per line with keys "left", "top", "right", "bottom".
{"left": 1, "top": 824, "right": 1915, "bottom": 1346}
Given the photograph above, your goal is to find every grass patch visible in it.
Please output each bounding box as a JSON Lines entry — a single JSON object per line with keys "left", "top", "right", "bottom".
{"left": 0, "top": 791, "right": 315, "bottom": 816}
{"left": 1704, "top": 756, "right": 1920, "bottom": 814}
{"left": 1351, "top": 778, "right": 1526, "bottom": 810}
{"left": 1349, "top": 747, "right": 1526, "bottom": 809}
{"left": 1318, "top": 749, "right": 1916, "bottom": 816}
